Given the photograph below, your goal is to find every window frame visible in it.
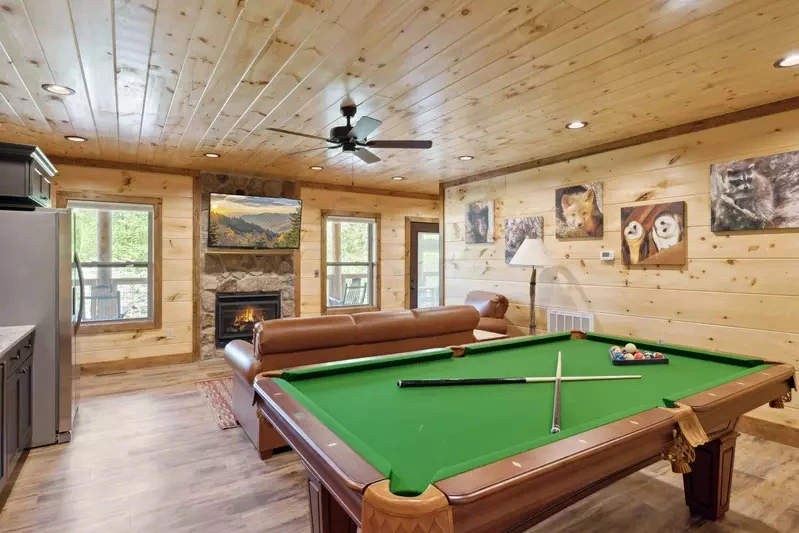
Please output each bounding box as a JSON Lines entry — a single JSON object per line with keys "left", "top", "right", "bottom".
{"left": 321, "top": 210, "right": 381, "bottom": 315}
{"left": 56, "top": 190, "right": 162, "bottom": 335}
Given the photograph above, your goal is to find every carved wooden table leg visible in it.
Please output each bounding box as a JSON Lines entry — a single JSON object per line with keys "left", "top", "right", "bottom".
{"left": 682, "top": 431, "right": 738, "bottom": 520}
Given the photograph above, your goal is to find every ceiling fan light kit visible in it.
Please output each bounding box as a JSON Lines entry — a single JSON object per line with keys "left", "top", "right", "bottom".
{"left": 271, "top": 103, "right": 433, "bottom": 164}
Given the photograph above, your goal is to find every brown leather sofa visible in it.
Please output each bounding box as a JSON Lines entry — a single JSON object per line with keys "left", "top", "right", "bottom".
{"left": 224, "top": 305, "right": 480, "bottom": 458}
{"left": 466, "top": 290, "right": 509, "bottom": 334}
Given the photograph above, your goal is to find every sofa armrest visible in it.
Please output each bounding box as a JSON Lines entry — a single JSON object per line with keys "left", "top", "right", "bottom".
{"left": 224, "top": 340, "right": 263, "bottom": 384}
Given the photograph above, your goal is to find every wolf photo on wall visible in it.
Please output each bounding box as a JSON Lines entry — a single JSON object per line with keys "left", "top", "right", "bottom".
{"left": 710, "top": 149, "right": 799, "bottom": 231}
{"left": 621, "top": 201, "right": 686, "bottom": 266}
{"left": 465, "top": 200, "right": 495, "bottom": 244}
{"left": 504, "top": 216, "right": 543, "bottom": 263}
{"left": 555, "top": 182, "right": 604, "bottom": 238}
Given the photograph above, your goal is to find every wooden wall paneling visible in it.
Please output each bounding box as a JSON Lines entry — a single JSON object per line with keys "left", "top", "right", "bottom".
{"left": 301, "top": 187, "right": 439, "bottom": 316}
{"left": 192, "top": 174, "right": 201, "bottom": 360}
{"left": 53, "top": 165, "right": 194, "bottom": 365}
{"left": 442, "top": 106, "right": 799, "bottom": 374}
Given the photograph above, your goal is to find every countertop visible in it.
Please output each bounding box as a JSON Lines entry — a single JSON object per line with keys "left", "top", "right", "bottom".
{"left": 0, "top": 325, "right": 35, "bottom": 359}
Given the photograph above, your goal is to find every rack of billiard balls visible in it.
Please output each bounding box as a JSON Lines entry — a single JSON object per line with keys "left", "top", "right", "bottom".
{"left": 609, "top": 343, "right": 669, "bottom": 365}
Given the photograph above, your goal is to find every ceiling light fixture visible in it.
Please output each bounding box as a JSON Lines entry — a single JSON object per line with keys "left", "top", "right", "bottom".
{"left": 774, "top": 53, "right": 799, "bottom": 68}
{"left": 458, "top": 155, "right": 474, "bottom": 161}
{"left": 203, "top": 152, "right": 220, "bottom": 158}
{"left": 391, "top": 176, "right": 405, "bottom": 181}
{"left": 42, "top": 84, "right": 76, "bottom": 95}
{"left": 309, "top": 165, "right": 323, "bottom": 170}
{"left": 64, "top": 135, "right": 88, "bottom": 142}
{"left": 565, "top": 121, "right": 588, "bottom": 129}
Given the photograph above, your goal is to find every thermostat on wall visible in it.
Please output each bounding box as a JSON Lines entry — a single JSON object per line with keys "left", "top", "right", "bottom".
{"left": 600, "top": 251, "right": 614, "bottom": 261}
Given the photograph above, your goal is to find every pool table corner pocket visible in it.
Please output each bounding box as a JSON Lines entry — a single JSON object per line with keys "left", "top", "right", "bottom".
{"left": 362, "top": 480, "right": 454, "bottom": 533}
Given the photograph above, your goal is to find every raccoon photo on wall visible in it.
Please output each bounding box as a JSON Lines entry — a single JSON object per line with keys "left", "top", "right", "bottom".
{"left": 710, "top": 149, "right": 799, "bottom": 231}
{"left": 555, "top": 182, "right": 604, "bottom": 238}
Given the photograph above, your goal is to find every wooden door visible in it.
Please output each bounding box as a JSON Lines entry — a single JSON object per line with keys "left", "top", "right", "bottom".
{"left": 409, "top": 221, "right": 440, "bottom": 309}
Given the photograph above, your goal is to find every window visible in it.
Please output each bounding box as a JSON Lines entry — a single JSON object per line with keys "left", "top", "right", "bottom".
{"left": 322, "top": 211, "right": 380, "bottom": 313}
{"left": 58, "top": 192, "right": 162, "bottom": 333}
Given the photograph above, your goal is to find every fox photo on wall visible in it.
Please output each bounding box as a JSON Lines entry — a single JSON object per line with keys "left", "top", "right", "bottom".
{"left": 621, "top": 201, "right": 686, "bottom": 266}
{"left": 465, "top": 200, "right": 495, "bottom": 244}
{"left": 555, "top": 182, "right": 603, "bottom": 238}
{"left": 710, "top": 149, "right": 799, "bottom": 232}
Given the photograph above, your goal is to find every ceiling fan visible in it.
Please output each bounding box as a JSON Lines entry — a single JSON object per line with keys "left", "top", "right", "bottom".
{"left": 266, "top": 102, "right": 432, "bottom": 164}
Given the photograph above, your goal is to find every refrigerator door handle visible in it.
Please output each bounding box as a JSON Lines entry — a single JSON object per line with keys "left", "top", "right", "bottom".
{"left": 74, "top": 251, "right": 85, "bottom": 334}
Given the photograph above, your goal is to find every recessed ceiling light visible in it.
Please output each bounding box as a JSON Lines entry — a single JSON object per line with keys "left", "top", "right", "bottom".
{"left": 391, "top": 176, "right": 405, "bottom": 181}
{"left": 64, "top": 135, "right": 87, "bottom": 142}
{"left": 203, "top": 152, "right": 220, "bottom": 158}
{"left": 458, "top": 155, "right": 474, "bottom": 161}
{"left": 774, "top": 54, "right": 799, "bottom": 68}
{"left": 565, "top": 121, "right": 588, "bottom": 129}
{"left": 309, "top": 165, "right": 323, "bottom": 170}
{"left": 42, "top": 84, "right": 75, "bottom": 95}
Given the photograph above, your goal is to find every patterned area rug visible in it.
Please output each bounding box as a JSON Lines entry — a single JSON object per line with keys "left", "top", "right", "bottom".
{"left": 196, "top": 377, "right": 239, "bottom": 430}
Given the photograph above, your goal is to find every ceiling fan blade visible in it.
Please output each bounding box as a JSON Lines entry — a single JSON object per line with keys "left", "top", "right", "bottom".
{"left": 287, "top": 145, "right": 341, "bottom": 156}
{"left": 353, "top": 147, "right": 381, "bottom": 164}
{"left": 349, "top": 116, "right": 382, "bottom": 141}
{"left": 365, "top": 140, "right": 433, "bottom": 149}
{"left": 266, "top": 127, "right": 332, "bottom": 143}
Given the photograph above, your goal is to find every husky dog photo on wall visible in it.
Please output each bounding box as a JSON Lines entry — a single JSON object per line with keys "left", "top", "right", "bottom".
{"left": 504, "top": 216, "right": 543, "bottom": 263}
{"left": 710, "top": 149, "right": 799, "bottom": 231}
{"left": 465, "top": 200, "right": 495, "bottom": 244}
{"left": 621, "top": 201, "right": 686, "bottom": 266}
{"left": 555, "top": 182, "right": 604, "bottom": 238}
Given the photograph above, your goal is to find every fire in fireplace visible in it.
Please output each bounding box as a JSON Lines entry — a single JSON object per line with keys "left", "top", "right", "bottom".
{"left": 215, "top": 291, "right": 280, "bottom": 346}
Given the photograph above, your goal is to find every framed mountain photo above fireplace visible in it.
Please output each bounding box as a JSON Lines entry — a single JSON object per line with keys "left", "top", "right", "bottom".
{"left": 208, "top": 193, "right": 302, "bottom": 250}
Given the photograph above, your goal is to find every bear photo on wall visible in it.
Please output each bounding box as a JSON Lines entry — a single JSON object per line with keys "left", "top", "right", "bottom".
{"left": 621, "top": 201, "right": 686, "bottom": 266}
{"left": 504, "top": 216, "right": 543, "bottom": 263}
{"left": 710, "top": 149, "right": 799, "bottom": 231}
{"left": 465, "top": 200, "right": 494, "bottom": 244}
{"left": 556, "top": 182, "right": 604, "bottom": 238}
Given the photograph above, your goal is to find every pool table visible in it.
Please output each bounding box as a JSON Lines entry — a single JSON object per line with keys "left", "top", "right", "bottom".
{"left": 252, "top": 331, "right": 795, "bottom": 533}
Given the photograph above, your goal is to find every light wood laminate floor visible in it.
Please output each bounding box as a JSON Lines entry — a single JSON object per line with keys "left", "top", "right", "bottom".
{"left": 0, "top": 360, "right": 797, "bottom": 533}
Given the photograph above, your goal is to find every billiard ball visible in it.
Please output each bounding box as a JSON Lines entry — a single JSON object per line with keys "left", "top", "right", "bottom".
{"left": 634, "top": 352, "right": 644, "bottom": 360}
{"left": 624, "top": 343, "right": 637, "bottom": 352}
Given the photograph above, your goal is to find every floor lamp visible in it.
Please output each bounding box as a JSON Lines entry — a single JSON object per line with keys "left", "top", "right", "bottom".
{"left": 509, "top": 238, "right": 554, "bottom": 335}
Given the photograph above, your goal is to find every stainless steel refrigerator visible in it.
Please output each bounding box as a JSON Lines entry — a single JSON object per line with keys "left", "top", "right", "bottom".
{"left": 0, "top": 208, "right": 81, "bottom": 446}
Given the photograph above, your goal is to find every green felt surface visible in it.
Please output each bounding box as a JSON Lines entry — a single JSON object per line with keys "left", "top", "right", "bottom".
{"left": 275, "top": 333, "right": 771, "bottom": 496}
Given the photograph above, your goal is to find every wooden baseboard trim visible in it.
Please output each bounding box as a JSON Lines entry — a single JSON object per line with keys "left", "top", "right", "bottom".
{"left": 80, "top": 352, "right": 194, "bottom": 375}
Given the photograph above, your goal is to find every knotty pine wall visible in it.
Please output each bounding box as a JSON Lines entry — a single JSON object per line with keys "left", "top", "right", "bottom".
{"left": 444, "top": 108, "right": 799, "bottom": 374}
{"left": 52, "top": 166, "right": 194, "bottom": 366}
{"left": 300, "top": 188, "right": 439, "bottom": 316}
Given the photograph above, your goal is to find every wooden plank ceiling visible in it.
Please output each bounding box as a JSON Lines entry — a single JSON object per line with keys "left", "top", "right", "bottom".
{"left": 0, "top": 0, "right": 798, "bottom": 194}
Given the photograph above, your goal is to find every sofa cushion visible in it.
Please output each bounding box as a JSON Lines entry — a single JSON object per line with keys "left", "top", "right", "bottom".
{"left": 413, "top": 305, "right": 480, "bottom": 337}
{"left": 353, "top": 309, "right": 420, "bottom": 344}
{"left": 254, "top": 314, "right": 357, "bottom": 359}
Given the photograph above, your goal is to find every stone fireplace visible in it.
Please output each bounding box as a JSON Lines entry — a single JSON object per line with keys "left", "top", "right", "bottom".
{"left": 214, "top": 291, "right": 281, "bottom": 346}
{"left": 199, "top": 172, "right": 298, "bottom": 360}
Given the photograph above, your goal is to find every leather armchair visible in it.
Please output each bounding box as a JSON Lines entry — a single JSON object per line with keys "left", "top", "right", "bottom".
{"left": 465, "top": 290, "right": 509, "bottom": 334}
{"left": 224, "top": 305, "right": 480, "bottom": 458}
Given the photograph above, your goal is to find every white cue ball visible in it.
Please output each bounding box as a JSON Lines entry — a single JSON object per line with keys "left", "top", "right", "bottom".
{"left": 624, "top": 343, "right": 637, "bottom": 353}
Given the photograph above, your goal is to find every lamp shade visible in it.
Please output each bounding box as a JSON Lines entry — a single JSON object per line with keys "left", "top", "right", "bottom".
{"left": 509, "top": 238, "right": 554, "bottom": 267}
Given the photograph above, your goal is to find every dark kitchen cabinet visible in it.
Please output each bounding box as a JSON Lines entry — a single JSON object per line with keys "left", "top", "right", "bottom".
{"left": 0, "top": 142, "right": 57, "bottom": 208}
{"left": 0, "top": 331, "right": 35, "bottom": 495}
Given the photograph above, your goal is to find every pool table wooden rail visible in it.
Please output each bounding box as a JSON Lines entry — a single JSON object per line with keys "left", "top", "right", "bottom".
{"left": 253, "top": 359, "right": 795, "bottom": 533}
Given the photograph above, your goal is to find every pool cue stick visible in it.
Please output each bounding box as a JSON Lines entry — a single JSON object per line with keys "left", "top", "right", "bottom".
{"left": 551, "top": 351, "right": 562, "bottom": 434}
{"left": 396, "top": 374, "right": 641, "bottom": 388}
